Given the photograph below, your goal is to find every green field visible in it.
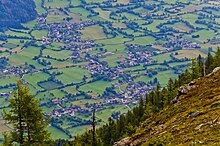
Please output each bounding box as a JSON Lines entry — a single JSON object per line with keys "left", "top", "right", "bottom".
{"left": 38, "top": 81, "right": 63, "bottom": 90}
{"left": 80, "top": 25, "right": 106, "bottom": 40}
{"left": 31, "top": 30, "right": 48, "bottom": 40}
{"left": 23, "top": 72, "right": 50, "bottom": 90}
{"left": 79, "top": 80, "right": 115, "bottom": 96}
{"left": 50, "top": 67, "right": 90, "bottom": 84}
{"left": 44, "top": 0, "right": 69, "bottom": 8}
{"left": 48, "top": 126, "right": 69, "bottom": 140}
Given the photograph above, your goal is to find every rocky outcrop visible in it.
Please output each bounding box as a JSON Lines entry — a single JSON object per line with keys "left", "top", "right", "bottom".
{"left": 206, "top": 67, "right": 220, "bottom": 77}
{"left": 172, "top": 81, "right": 197, "bottom": 104}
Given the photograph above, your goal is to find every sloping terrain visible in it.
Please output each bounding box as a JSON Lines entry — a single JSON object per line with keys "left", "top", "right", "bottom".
{"left": 0, "top": 0, "right": 37, "bottom": 28}
{"left": 115, "top": 68, "right": 220, "bottom": 145}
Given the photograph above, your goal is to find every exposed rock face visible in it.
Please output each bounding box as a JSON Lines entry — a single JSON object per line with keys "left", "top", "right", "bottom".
{"left": 0, "top": 0, "right": 37, "bottom": 28}
{"left": 206, "top": 67, "right": 220, "bottom": 77}
{"left": 172, "top": 80, "right": 197, "bottom": 104}
{"left": 114, "top": 138, "right": 130, "bottom": 146}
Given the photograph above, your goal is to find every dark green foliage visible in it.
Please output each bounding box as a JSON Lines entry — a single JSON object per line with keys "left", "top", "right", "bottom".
{"left": 0, "top": 57, "right": 8, "bottom": 69}
{"left": 205, "top": 48, "right": 220, "bottom": 75}
{"left": 3, "top": 81, "right": 51, "bottom": 146}
{"left": 205, "top": 52, "right": 214, "bottom": 74}
{"left": 0, "top": 0, "right": 37, "bottom": 28}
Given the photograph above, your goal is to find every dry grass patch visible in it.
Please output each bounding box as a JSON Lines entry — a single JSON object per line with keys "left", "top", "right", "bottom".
{"left": 10, "top": 47, "right": 22, "bottom": 53}
{"left": 173, "top": 25, "right": 192, "bottom": 32}
{"left": 174, "top": 49, "right": 207, "bottom": 59}
{"left": 112, "top": 22, "right": 127, "bottom": 29}
{"left": 181, "top": 5, "right": 203, "bottom": 13}
{"left": 0, "top": 48, "right": 8, "bottom": 51}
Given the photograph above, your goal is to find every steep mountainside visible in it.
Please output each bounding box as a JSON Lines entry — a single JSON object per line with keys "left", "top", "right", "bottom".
{"left": 0, "top": 0, "right": 37, "bottom": 28}
{"left": 115, "top": 68, "right": 220, "bottom": 145}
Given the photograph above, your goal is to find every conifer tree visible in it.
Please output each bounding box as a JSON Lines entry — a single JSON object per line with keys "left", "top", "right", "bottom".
{"left": 3, "top": 81, "right": 51, "bottom": 146}
{"left": 205, "top": 52, "right": 214, "bottom": 74}
{"left": 197, "top": 54, "right": 203, "bottom": 76}
{"left": 214, "top": 48, "right": 220, "bottom": 67}
{"left": 92, "top": 105, "right": 96, "bottom": 146}
{"left": 138, "top": 97, "right": 144, "bottom": 122}
{"left": 191, "top": 58, "right": 201, "bottom": 79}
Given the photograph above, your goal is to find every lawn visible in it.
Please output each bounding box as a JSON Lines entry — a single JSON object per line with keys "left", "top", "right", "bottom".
{"left": 71, "top": 99, "right": 102, "bottom": 108}
{"left": 0, "top": 76, "right": 20, "bottom": 86}
{"left": 112, "top": 0, "right": 129, "bottom": 5}
{"left": 151, "top": 53, "right": 173, "bottom": 64}
{"left": 93, "top": 8, "right": 112, "bottom": 21}
{"left": 5, "top": 30, "right": 31, "bottom": 38}
{"left": 33, "top": 0, "right": 47, "bottom": 14}
{"left": 142, "top": 20, "right": 165, "bottom": 32}
{"left": 192, "top": 29, "right": 216, "bottom": 42}
{"left": 80, "top": 25, "right": 106, "bottom": 40}
{"left": 127, "top": 36, "right": 156, "bottom": 46}
{"left": 43, "top": 58, "right": 74, "bottom": 68}
{"left": 48, "top": 126, "right": 69, "bottom": 140}
{"left": 67, "top": 125, "right": 90, "bottom": 137}
{"left": 51, "top": 67, "right": 90, "bottom": 84}
{"left": 70, "top": 0, "right": 81, "bottom": 6}
{"left": 38, "top": 81, "right": 63, "bottom": 90}
{"left": 168, "top": 61, "right": 191, "bottom": 67}
{"left": 23, "top": 72, "right": 50, "bottom": 90}
{"left": 154, "top": 70, "right": 178, "bottom": 87}
{"left": 46, "top": 11, "right": 69, "bottom": 23}
{"left": 96, "top": 105, "right": 129, "bottom": 123}
{"left": 31, "top": 30, "right": 48, "bottom": 40}
{"left": 79, "top": 80, "right": 116, "bottom": 96}
{"left": 63, "top": 85, "right": 79, "bottom": 95}
{"left": 95, "top": 35, "right": 131, "bottom": 45}
{"left": 173, "top": 49, "right": 207, "bottom": 59}
{"left": 42, "top": 49, "right": 71, "bottom": 60}
{"left": 134, "top": 75, "right": 152, "bottom": 83}
{"left": 44, "top": 0, "right": 69, "bottom": 8}
{"left": 85, "top": 0, "right": 108, "bottom": 3}
{"left": 69, "top": 8, "right": 91, "bottom": 18}
{"left": 49, "top": 90, "right": 66, "bottom": 98}
{"left": 100, "top": 49, "right": 127, "bottom": 67}
{"left": 181, "top": 14, "right": 207, "bottom": 28}
{"left": 8, "top": 46, "right": 44, "bottom": 68}
{"left": 112, "top": 22, "right": 126, "bottom": 29}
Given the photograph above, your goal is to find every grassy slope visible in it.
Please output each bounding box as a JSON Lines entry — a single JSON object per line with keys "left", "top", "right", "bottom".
{"left": 117, "top": 70, "right": 220, "bottom": 145}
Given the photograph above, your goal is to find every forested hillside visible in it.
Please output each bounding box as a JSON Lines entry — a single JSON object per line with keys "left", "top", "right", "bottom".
{"left": 0, "top": 0, "right": 37, "bottom": 29}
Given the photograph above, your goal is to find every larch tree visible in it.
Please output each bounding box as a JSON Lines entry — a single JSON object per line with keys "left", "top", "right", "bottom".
{"left": 3, "top": 80, "right": 51, "bottom": 146}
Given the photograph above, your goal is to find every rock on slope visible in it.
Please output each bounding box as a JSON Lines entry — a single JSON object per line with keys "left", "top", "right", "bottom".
{"left": 0, "top": 0, "right": 37, "bottom": 28}
{"left": 115, "top": 68, "right": 220, "bottom": 146}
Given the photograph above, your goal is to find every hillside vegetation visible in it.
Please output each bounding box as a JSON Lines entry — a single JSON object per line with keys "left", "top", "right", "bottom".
{"left": 0, "top": 0, "right": 37, "bottom": 28}
{"left": 115, "top": 69, "right": 220, "bottom": 145}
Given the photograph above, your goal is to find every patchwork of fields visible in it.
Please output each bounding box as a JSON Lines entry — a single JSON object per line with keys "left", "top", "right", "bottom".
{"left": 0, "top": 0, "right": 219, "bottom": 140}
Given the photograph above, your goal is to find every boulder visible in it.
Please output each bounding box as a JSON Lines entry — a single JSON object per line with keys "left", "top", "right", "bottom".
{"left": 189, "top": 111, "right": 203, "bottom": 118}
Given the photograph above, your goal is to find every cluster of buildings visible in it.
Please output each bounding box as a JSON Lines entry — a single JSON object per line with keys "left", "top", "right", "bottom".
{"left": 163, "top": 38, "right": 201, "bottom": 49}
{"left": 0, "top": 66, "right": 35, "bottom": 77}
